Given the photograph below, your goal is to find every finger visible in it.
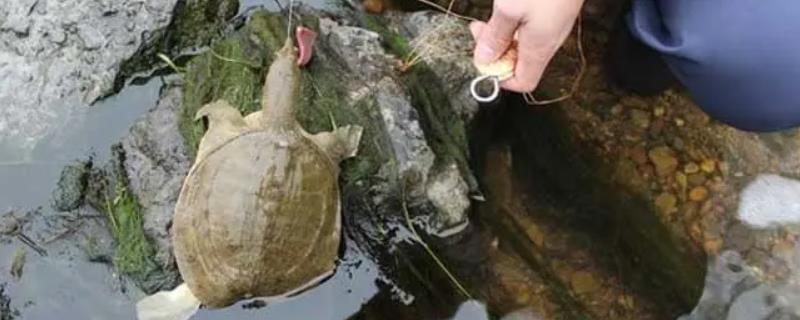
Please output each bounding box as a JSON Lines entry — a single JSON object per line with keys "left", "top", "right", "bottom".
{"left": 469, "top": 21, "right": 485, "bottom": 41}
{"left": 500, "top": 26, "right": 558, "bottom": 93}
{"left": 474, "top": 8, "right": 520, "bottom": 64}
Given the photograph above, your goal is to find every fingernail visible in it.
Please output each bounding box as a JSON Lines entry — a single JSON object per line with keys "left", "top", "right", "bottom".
{"left": 475, "top": 44, "right": 496, "bottom": 63}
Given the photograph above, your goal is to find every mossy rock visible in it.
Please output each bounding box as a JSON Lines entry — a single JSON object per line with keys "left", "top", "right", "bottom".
{"left": 86, "top": 144, "right": 180, "bottom": 294}
{"left": 117, "top": 0, "right": 240, "bottom": 90}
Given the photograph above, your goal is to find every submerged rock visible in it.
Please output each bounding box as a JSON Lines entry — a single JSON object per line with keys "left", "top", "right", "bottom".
{"left": 680, "top": 245, "right": 800, "bottom": 320}
{"left": 451, "top": 300, "right": 544, "bottom": 320}
{"left": 426, "top": 164, "right": 471, "bottom": 237}
{"left": 679, "top": 173, "right": 800, "bottom": 319}
{"left": 0, "top": 283, "right": 16, "bottom": 320}
{"left": 0, "top": 212, "right": 20, "bottom": 236}
{"left": 738, "top": 174, "right": 800, "bottom": 228}
{"left": 51, "top": 160, "right": 92, "bottom": 212}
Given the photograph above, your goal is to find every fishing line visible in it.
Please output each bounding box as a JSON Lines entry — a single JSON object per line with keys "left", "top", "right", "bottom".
{"left": 287, "top": 0, "right": 295, "bottom": 39}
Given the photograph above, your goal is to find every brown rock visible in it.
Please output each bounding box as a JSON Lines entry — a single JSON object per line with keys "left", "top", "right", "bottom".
{"left": 689, "top": 186, "right": 709, "bottom": 202}
{"left": 688, "top": 173, "right": 707, "bottom": 186}
{"left": 570, "top": 271, "right": 601, "bottom": 295}
{"left": 648, "top": 146, "right": 679, "bottom": 177}
{"left": 610, "top": 104, "right": 624, "bottom": 115}
{"left": 551, "top": 260, "right": 574, "bottom": 281}
{"left": 630, "top": 146, "right": 649, "bottom": 165}
{"left": 653, "top": 106, "right": 665, "bottom": 117}
{"left": 649, "top": 119, "right": 665, "bottom": 136}
{"left": 683, "top": 162, "right": 700, "bottom": 174}
{"left": 718, "top": 161, "right": 730, "bottom": 176}
{"left": 526, "top": 223, "right": 546, "bottom": 248}
{"left": 630, "top": 109, "right": 651, "bottom": 129}
{"left": 655, "top": 192, "right": 678, "bottom": 215}
{"left": 676, "top": 172, "right": 688, "bottom": 193}
{"left": 704, "top": 238, "right": 723, "bottom": 255}
{"left": 772, "top": 239, "right": 795, "bottom": 256}
{"left": 363, "top": 0, "right": 386, "bottom": 14}
{"left": 726, "top": 223, "right": 754, "bottom": 251}
{"left": 700, "top": 159, "right": 716, "bottom": 173}
{"left": 639, "top": 164, "right": 655, "bottom": 180}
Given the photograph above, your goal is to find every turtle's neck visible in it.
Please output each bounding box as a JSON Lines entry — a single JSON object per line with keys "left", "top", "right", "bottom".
{"left": 260, "top": 38, "right": 300, "bottom": 127}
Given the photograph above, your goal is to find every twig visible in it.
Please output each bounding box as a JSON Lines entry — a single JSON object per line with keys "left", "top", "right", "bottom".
{"left": 400, "top": 184, "right": 473, "bottom": 300}
{"left": 402, "top": 15, "right": 463, "bottom": 70}
{"left": 524, "top": 14, "right": 586, "bottom": 106}
{"left": 157, "top": 53, "right": 184, "bottom": 74}
{"left": 415, "top": 0, "right": 477, "bottom": 22}
{"left": 42, "top": 221, "right": 85, "bottom": 245}
{"left": 209, "top": 49, "right": 261, "bottom": 69}
{"left": 272, "top": 0, "right": 284, "bottom": 11}
{"left": 16, "top": 233, "right": 47, "bottom": 257}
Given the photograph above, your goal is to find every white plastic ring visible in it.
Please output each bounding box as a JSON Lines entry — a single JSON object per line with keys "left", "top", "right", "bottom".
{"left": 470, "top": 74, "right": 500, "bottom": 103}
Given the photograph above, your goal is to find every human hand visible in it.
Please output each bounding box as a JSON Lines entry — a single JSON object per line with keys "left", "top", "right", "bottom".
{"left": 470, "top": 0, "right": 584, "bottom": 93}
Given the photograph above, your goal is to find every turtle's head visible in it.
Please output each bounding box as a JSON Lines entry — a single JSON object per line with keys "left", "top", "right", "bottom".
{"left": 194, "top": 100, "right": 245, "bottom": 129}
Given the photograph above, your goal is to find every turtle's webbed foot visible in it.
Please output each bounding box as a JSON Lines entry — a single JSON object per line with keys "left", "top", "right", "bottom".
{"left": 310, "top": 125, "right": 363, "bottom": 163}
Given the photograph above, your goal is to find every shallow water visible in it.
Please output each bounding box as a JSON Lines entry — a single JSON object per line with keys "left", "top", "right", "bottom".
{"left": 0, "top": 77, "right": 162, "bottom": 319}
{"left": 0, "top": 78, "right": 162, "bottom": 208}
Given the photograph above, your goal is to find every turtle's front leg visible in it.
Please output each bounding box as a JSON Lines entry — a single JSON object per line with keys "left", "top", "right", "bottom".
{"left": 307, "top": 125, "right": 363, "bottom": 164}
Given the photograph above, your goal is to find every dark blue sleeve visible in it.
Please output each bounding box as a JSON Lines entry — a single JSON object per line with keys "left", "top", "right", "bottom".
{"left": 627, "top": 0, "right": 800, "bottom": 132}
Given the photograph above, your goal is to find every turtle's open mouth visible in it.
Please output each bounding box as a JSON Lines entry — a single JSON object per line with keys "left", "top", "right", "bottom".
{"left": 296, "top": 26, "right": 316, "bottom": 67}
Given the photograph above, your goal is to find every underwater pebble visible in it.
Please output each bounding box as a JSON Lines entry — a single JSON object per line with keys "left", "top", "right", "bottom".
{"left": 676, "top": 172, "right": 688, "bottom": 192}
{"left": 570, "top": 271, "right": 601, "bottom": 295}
{"left": 610, "top": 104, "right": 624, "bottom": 115}
{"left": 684, "top": 162, "right": 700, "bottom": 174}
{"left": 0, "top": 212, "right": 19, "bottom": 235}
{"left": 688, "top": 173, "right": 707, "bottom": 187}
{"left": 655, "top": 192, "right": 677, "bottom": 215}
{"left": 629, "top": 146, "right": 648, "bottom": 165}
{"left": 648, "top": 146, "right": 678, "bottom": 177}
{"left": 725, "top": 223, "right": 754, "bottom": 251}
{"left": 630, "top": 109, "right": 651, "bottom": 129}
{"left": 525, "top": 224, "right": 545, "bottom": 248}
{"left": 649, "top": 119, "right": 665, "bottom": 136}
{"left": 704, "top": 237, "right": 723, "bottom": 255}
{"left": 700, "top": 159, "right": 716, "bottom": 173}
{"left": 689, "top": 186, "right": 709, "bottom": 202}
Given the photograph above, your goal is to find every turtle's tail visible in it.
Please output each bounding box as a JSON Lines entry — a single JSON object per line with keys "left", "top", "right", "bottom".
{"left": 136, "top": 283, "right": 201, "bottom": 320}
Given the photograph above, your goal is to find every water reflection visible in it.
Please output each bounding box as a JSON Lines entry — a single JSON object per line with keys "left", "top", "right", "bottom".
{"left": 193, "top": 243, "right": 380, "bottom": 319}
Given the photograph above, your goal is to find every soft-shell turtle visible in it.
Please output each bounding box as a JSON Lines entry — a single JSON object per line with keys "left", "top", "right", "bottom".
{"left": 137, "top": 27, "right": 362, "bottom": 320}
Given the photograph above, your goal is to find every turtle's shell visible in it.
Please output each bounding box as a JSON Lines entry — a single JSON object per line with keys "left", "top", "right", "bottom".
{"left": 172, "top": 127, "right": 340, "bottom": 308}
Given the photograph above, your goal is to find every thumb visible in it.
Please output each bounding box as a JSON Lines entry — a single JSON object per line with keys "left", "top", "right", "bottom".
{"left": 474, "top": 11, "right": 519, "bottom": 64}
{"left": 469, "top": 21, "right": 485, "bottom": 40}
